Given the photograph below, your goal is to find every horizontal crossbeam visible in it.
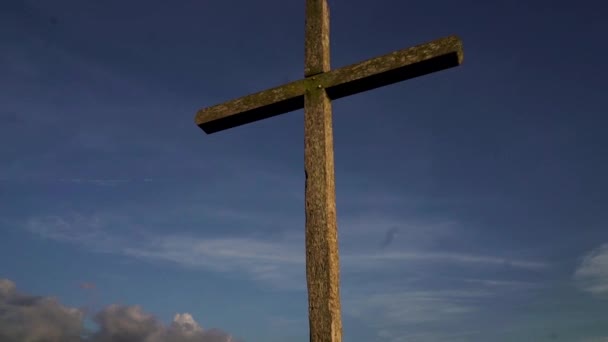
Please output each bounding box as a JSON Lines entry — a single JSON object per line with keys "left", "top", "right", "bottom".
{"left": 195, "top": 35, "right": 463, "bottom": 134}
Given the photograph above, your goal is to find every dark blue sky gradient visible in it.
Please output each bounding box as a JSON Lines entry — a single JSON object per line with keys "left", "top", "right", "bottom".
{"left": 1, "top": 0, "right": 607, "bottom": 341}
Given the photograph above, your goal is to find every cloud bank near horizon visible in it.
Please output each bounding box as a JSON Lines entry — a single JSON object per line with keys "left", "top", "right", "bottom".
{"left": 0, "top": 279, "right": 237, "bottom": 342}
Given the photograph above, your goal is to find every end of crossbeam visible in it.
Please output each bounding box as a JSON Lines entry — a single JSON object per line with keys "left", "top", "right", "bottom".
{"left": 449, "top": 35, "right": 464, "bottom": 65}
{"left": 322, "top": 35, "right": 464, "bottom": 101}
{"left": 195, "top": 79, "right": 308, "bottom": 134}
{"left": 195, "top": 96, "right": 304, "bottom": 134}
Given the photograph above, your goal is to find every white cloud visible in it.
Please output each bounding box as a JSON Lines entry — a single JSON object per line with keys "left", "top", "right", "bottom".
{"left": 91, "top": 304, "right": 234, "bottom": 342}
{"left": 575, "top": 243, "right": 608, "bottom": 297}
{"left": 0, "top": 279, "right": 84, "bottom": 342}
{"left": 171, "top": 313, "right": 204, "bottom": 336}
{"left": 0, "top": 279, "right": 237, "bottom": 342}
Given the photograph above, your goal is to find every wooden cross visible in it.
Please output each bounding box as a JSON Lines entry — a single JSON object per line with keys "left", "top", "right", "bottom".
{"left": 194, "top": 1, "right": 463, "bottom": 341}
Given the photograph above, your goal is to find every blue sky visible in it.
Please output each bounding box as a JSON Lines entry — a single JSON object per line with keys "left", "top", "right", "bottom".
{"left": 1, "top": 0, "right": 607, "bottom": 341}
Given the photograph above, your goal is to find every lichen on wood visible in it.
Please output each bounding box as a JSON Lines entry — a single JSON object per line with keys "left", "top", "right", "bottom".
{"left": 195, "top": 35, "right": 462, "bottom": 134}
{"left": 319, "top": 35, "right": 463, "bottom": 100}
{"left": 194, "top": 79, "right": 308, "bottom": 133}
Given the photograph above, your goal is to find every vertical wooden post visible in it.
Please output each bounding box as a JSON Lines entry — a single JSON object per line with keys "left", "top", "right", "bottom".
{"left": 304, "top": 1, "right": 342, "bottom": 342}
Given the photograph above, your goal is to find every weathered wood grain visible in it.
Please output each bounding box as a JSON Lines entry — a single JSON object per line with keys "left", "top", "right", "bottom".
{"left": 195, "top": 36, "right": 463, "bottom": 134}
{"left": 320, "top": 35, "right": 463, "bottom": 100}
{"left": 303, "top": 1, "right": 342, "bottom": 341}
{"left": 304, "top": 87, "right": 341, "bottom": 342}
{"left": 305, "top": 0, "right": 330, "bottom": 77}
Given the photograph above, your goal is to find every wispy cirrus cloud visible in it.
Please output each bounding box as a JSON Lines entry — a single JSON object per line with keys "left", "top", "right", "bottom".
{"left": 344, "top": 251, "right": 548, "bottom": 270}
{"left": 24, "top": 215, "right": 123, "bottom": 253}
{"left": 460, "top": 278, "right": 542, "bottom": 289}
{"left": 575, "top": 243, "right": 608, "bottom": 297}
{"left": 23, "top": 212, "right": 549, "bottom": 290}
{"left": 123, "top": 235, "right": 306, "bottom": 290}
{"left": 342, "top": 286, "right": 492, "bottom": 342}
{"left": 345, "top": 289, "right": 488, "bottom": 325}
